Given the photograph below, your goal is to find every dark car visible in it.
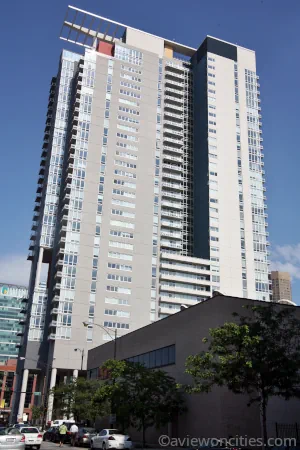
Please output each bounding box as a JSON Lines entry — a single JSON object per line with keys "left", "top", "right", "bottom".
{"left": 43, "top": 426, "right": 59, "bottom": 442}
{"left": 75, "top": 427, "right": 97, "bottom": 447}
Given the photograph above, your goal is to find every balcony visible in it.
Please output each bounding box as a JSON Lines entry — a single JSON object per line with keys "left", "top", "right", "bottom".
{"left": 161, "top": 200, "right": 182, "bottom": 210}
{"left": 52, "top": 295, "right": 60, "bottom": 304}
{"left": 165, "top": 78, "right": 184, "bottom": 88}
{"left": 163, "top": 136, "right": 183, "bottom": 146}
{"left": 164, "top": 128, "right": 183, "bottom": 137}
{"left": 36, "top": 184, "right": 43, "bottom": 194}
{"left": 163, "top": 154, "right": 183, "bottom": 164}
{"left": 35, "top": 193, "right": 42, "bottom": 203}
{"left": 164, "top": 95, "right": 184, "bottom": 105}
{"left": 40, "top": 157, "right": 47, "bottom": 167}
{"left": 34, "top": 203, "right": 40, "bottom": 212}
{"left": 48, "top": 333, "right": 56, "bottom": 341}
{"left": 49, "top": 320, "right": 57, "bottom": 328}
{"left": 164, "top": 102, "right": 183, "bottom": 112}
{"left": 164, "top": 120, "right": 183, "bottom": 129}
{"left": 162, "top": 181, "right": 183, "bottom": 191}
{"left": 161, "top": 219, "right": 182, "bottom": 229}
{"left": 161, "top": 230, "right": 182, "bottom": 240}
{"left": 31, "top": 221, "right": 38, "bottom": 231}
{"left": 53, "top": 283, "right": 61, "bottom": 291}
{"left": 160, "top": 240, "right": 182, "bottom": 250}
{"left": 162, "top": 191, "right": 183, "bottom": 200}
{"left": 27, "top": 251, "right": 35, "bottom": 261}
{"left": 162, "top": 172, "right": 183, "bottom": 181}
{"left": 163, "top": 145, "right": 183, "bottom": 155}
{"left": 164, "top": 86, "right": 184, "bottom": 97}
{"left": 162, "top": 163, "right": 181, "bottom": 172}
{"left": 51, "top": 308, "right": 59, "bottom": 315}
{"left": 161, "top": 210, "right": 183, "bottom": 219}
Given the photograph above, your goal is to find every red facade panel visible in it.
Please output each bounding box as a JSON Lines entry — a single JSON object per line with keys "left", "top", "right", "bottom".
{"left": 97, "top": 41, "right": 114, "bottom": 56}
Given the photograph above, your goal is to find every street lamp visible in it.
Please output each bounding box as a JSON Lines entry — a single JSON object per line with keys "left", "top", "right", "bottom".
{"left": 82, "top": 321, "right": 117, "bottom": 359}
{"left": 74, "top": 348, "right": 84, "bottom": 371}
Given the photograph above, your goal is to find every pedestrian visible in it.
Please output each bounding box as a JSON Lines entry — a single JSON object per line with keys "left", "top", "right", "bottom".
{"left": 70, "top": 423, "right": 79, "bottom": 447}
{"left": 58, "top": 422, "right": 68, "bottom": 447}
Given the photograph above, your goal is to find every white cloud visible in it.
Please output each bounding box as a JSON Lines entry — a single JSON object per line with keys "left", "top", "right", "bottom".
{"left": 271, "top": 243, "right": 300, "bottom": 280}
{"left": 0, "top": 254, "right": 31, "bottom": 287}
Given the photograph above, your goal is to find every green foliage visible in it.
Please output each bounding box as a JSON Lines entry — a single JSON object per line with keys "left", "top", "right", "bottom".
{"left": 185, "top": 303, "right": 300, "bottom": 445}
{"left": 94, "top": 359, "right": 185, "bottom": 445}
{"left": 31, "top": 405, "right": 44, "bottom": 421}
{"left": 51, "top": 377, "right": 109, "bottom": 423}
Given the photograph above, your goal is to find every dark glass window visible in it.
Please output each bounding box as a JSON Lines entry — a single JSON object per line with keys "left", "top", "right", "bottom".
{"left": 126, "top": 345, "right": 175, "bottom": 369}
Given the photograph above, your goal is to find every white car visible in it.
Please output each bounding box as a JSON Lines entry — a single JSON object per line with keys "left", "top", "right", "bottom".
{"left": 19, "top": 427, "right": 43, "bottom": 449}
{"left": 91, "top": 429, "right": 132, "bottom": 450}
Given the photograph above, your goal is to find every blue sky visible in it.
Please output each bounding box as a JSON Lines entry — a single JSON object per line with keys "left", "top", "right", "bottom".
{"left": 0, "top": 0, "right": 299, "bottom": 301}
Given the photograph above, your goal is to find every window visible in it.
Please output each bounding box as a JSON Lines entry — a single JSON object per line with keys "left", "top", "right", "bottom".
{"left": 114, "top": 170, "right": 136, "bottom": 179}
{"left": 119, "top": 89, "right": 141, "bottom": 99}
{"left": 118, "top": 106, "right": 140, "bottom": 116}
{"left": 111, "top": 209, "right": 135, "bottom": 219}
{"left": 117, "top": 124, "right": 139, "bottom": 133}
{"left": 120, "top": 64, "right": 142, "bottom": 75}
{"left": 107, "top": 274, "right": 132, "bottom": 282}
{"left": 114, "top": 159, "right": 136, "bottom": 169}
{"left": 108, "top": 262, "right": 132, "bottom": 271}
{"left": 120, "top": 81, "right": 141, "bottom": 91}
{"left": 113, "top": 179, "right": 136, "bottom": 189}
{"left": 119, "top": 98, "right": 140, "bottom": 108}
{"left": 112, "top": 199, "right": 135, "bottom": 209}
{"left": 109, "top": 241, "right": 133, "bottom": 250}
{"left": 117, "top": 114, "right": 140, "bottom": 125}
{"left": 110, "top": 219, "right": 135, "bottom": 229}
{"left": 110, "top": 230, "right": 134, "bottom": 239}
{"left": 108, "top": 251, "right": 133, "bottom": 261}
{"left": 126, "top": 344, "right": 175, "bottom": 369}
{"left": 116, "top": 133, "right": 138, "bottom": 143}
{"left": 115, "top": 45, "right": 143, "bottom": 66}
{"left": 112, "top": 189, "right": 136, "bottom": 198}
{"left": 104, "top": 320, "right": 130, "bottom": 329}
{"left": 105, "top": 297, "right": 130, "bottom": 306}
{"left": 115, "top": 151, "right": 138, "bottom": 161}
{"left": 105, "top": 309, "right": 130, "bottom": 318}
{"left": 120, "top": 73, "right": 142, "bottom": 83}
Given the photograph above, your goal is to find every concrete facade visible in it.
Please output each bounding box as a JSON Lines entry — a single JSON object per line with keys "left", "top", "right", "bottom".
{"left": 271, "top": 271, "right": 292, "bottom": 302}
{"left": 16, "top": 7, "right": 271, "bottom": 422}
{"left": 88, "top": 295, "right": 300, "bottom": 443}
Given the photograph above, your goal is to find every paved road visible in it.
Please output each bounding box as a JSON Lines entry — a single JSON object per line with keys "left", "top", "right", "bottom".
{"left": 41, "top": 442, "right": 82, "bottom": 450}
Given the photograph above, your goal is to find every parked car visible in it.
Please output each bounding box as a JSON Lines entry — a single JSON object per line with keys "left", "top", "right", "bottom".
{"left": 91, "top": 429, "right": 132, "bottom": 450}
{"left": 43, "top": 426, "right": 59, "bottom": 442}
{"left": 75, "top": 427, "right": 97, "bottom": 447}
{"left": 18, "top": 427, "right": 43, "bottom": 449}
{"left": 0, "top": 427, "right": 25, "bottom": 450}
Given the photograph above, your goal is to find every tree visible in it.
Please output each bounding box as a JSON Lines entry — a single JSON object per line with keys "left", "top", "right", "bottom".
{"left": 95, "top": 359, "right": 185, "bottom": 447}
{"left": 31, "top": 405, "right": 43, "bottom": 423}
{"left": 51, "top": 377, "right": 109, "bottom": 423}
{"left": 185, "top": 303, "right": 300, "bottom": 447}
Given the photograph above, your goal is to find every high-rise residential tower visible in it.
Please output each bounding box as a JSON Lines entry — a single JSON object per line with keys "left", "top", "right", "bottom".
{"left": 15, "top": 6, "right": 270, "bottom": 422}
{"left": 271, "top": 271, "right": 292, "bottom": 302}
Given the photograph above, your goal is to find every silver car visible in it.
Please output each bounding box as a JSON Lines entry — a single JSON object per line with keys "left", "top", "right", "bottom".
{"left": 0, "top": 427, "right": 25, "bottom": 450}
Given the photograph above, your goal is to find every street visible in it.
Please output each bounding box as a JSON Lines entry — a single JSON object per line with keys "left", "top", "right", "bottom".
{"left": 41, "top": 442, "right": 82, "bottom": 450}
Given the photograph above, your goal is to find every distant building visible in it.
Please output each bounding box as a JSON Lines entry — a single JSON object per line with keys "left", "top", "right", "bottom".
{"left": 0, "top": 359, "right": 38, "bottom": 425}
{"left": 0, "top": 283, "right": 28, "bottom": 364}
{"left": 271, "top": 271, "right": 292, "bottom": 302}
{"left": 88, "top": 295, "right": 300, "bottom": 442}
